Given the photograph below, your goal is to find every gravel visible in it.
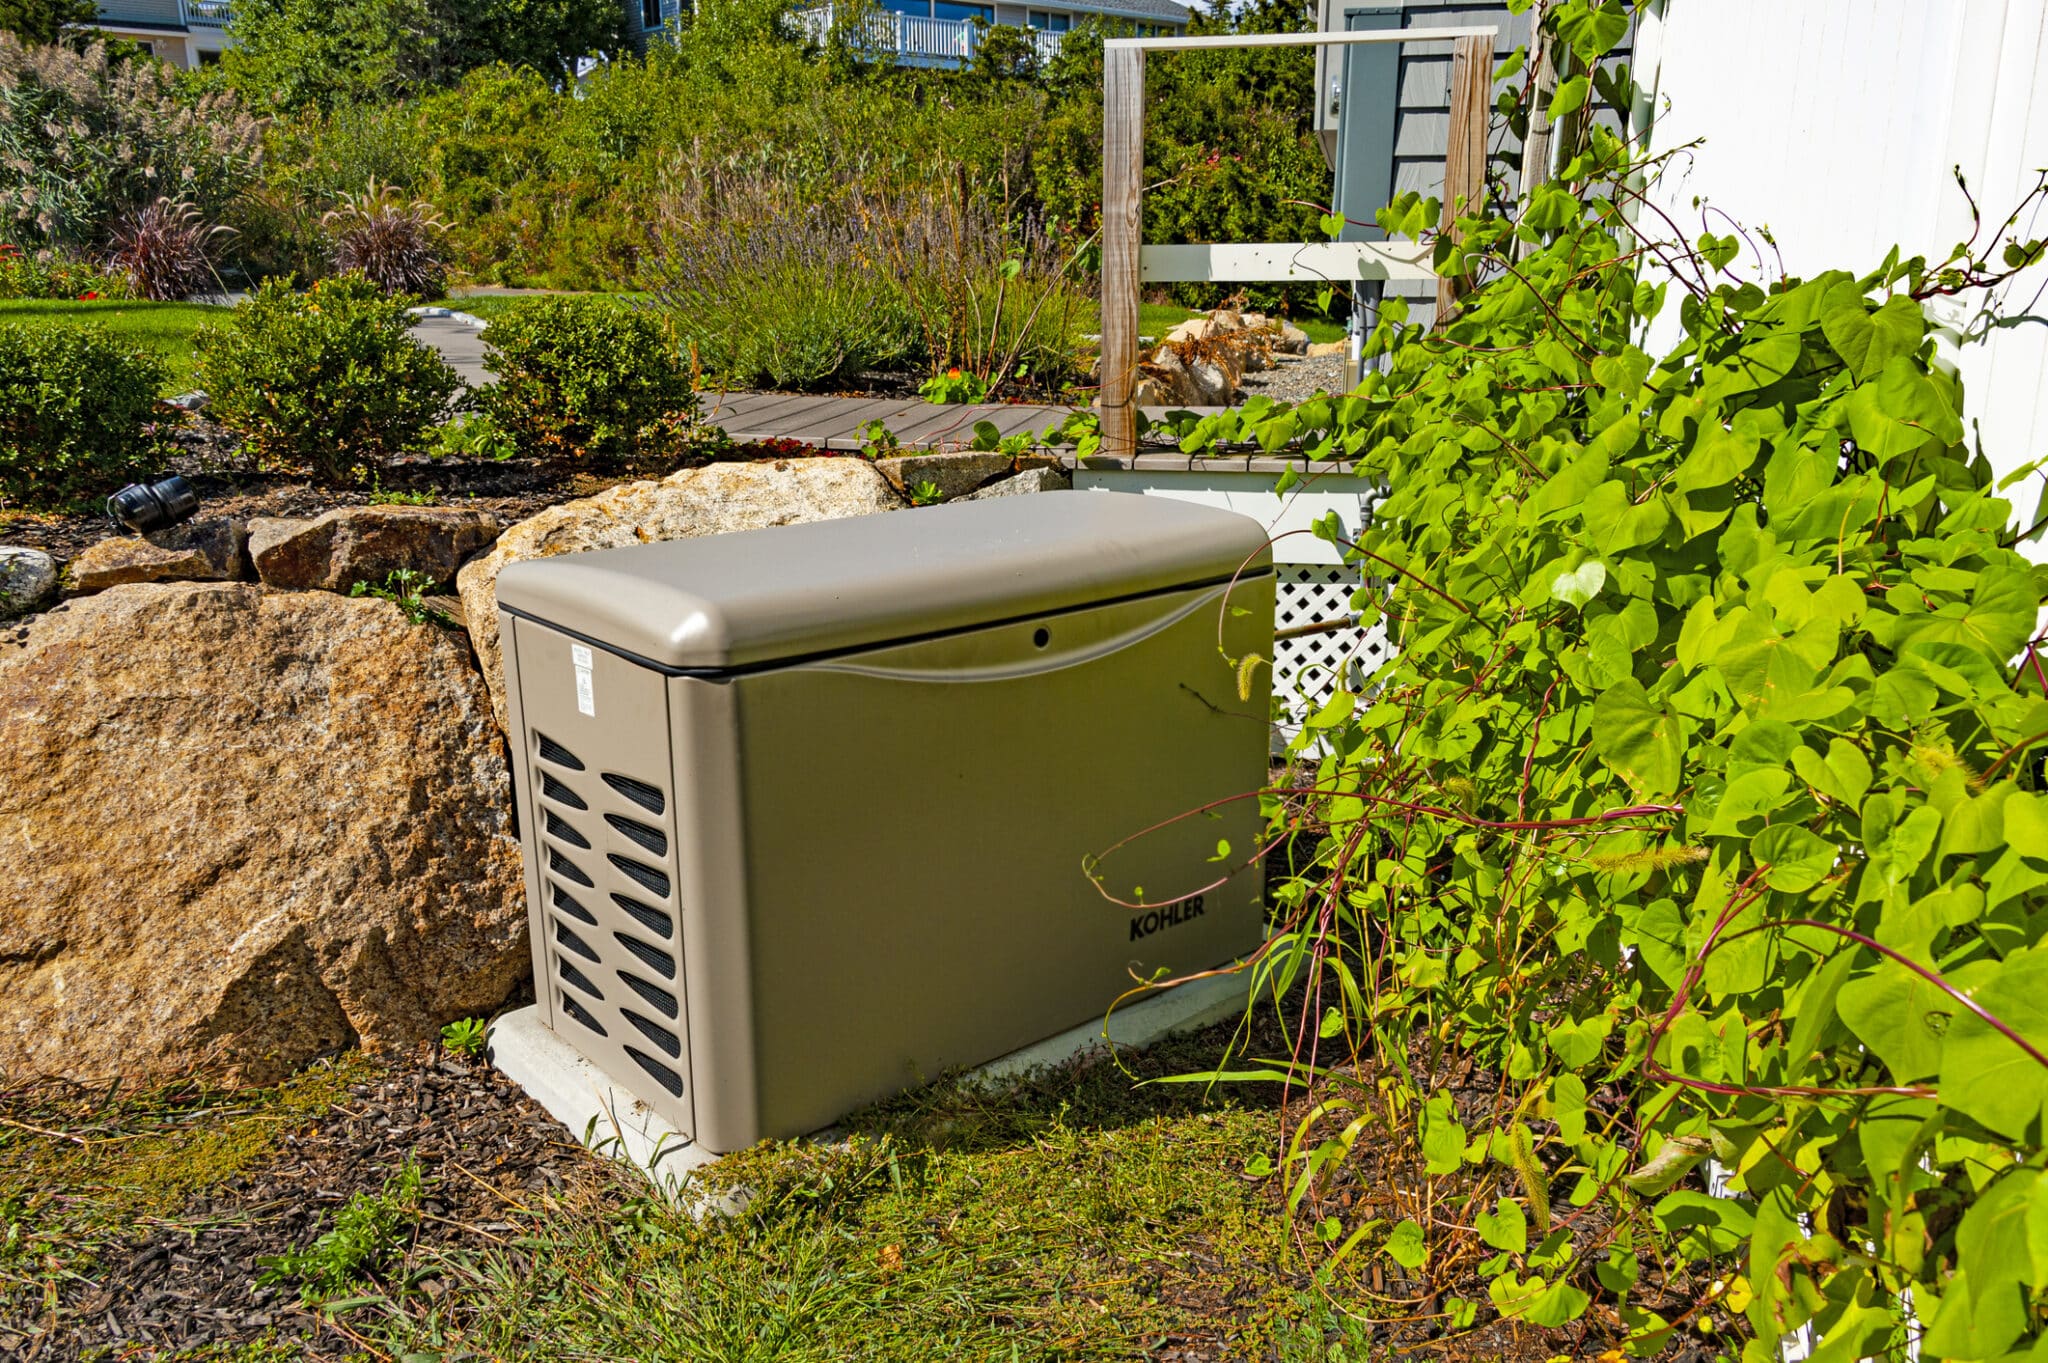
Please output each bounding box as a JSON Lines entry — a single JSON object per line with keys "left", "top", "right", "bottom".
{"left": 1239, "top": 353, "right": 1348, "bottom": 405}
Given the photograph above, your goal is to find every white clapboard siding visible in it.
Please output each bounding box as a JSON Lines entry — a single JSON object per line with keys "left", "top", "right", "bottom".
{"left": 1642, "top": 0, "right": 2048, "bottom": 528}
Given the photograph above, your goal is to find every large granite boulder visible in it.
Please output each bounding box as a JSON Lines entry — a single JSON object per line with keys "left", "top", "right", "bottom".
{"left": 67, "top": 518, "right": 249, "bottom": 594}
{"left": 249, "top": 506, "right": 502, "bottom": 592}
{"left": 0, "top": 583, "right": 528, "bottom": 1083}
{"left": 872, "top": 451, "right": 1013, "bottom": 501}
{"left": 0, "top": 548, "right": 57, "bottom": 617}
{"left": 457, "top": 457, "right": 904, "bottom": 731}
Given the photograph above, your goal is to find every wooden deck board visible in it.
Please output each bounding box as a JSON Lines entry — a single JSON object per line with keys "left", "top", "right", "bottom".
{"left": 700, "top": 392, "right": 1230, "bottom": 450}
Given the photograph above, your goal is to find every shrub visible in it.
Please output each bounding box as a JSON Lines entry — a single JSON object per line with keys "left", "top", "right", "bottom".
{"left": 323, "top": 179, "right": 448, "bottom": 296}
{"left": 105, "top": 198, "right": 232, "bottom": 301}
{"left": 194, "top": 273, "right": 458, "bottom": 481}
{"left": 480, "top": 295, "right": 695, "bottom": 464}
{"left": 0, "top": 322, "right": 166, "bottom": 508}
{"left": 0, "top": 242, "right": 128, "bottom": 300}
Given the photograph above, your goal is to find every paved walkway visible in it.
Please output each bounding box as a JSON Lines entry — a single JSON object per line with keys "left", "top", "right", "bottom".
{"left": 407, "top": 319, "right": 1219, "bottom": 450}
{"left": 410, "top": 315, "right": 492, "bottom": 388}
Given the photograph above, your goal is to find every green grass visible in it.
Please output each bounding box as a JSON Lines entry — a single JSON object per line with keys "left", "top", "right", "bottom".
{"left": 1130, "top": 302, "right": 1345, "bottom": 346}
{"left": 0, "top": 1016, "right": 1381, "bottom": 1360}
{"left": 0, "top": 299, "right": 230, "bottom": 395}
{"left": 366, "top": 1022, "right": 1376, "bottom": 1362}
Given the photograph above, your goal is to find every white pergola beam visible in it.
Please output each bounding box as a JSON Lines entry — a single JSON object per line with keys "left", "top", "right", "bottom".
{"left": 1140, "top": 241, "right": 1439, "bottom": 285}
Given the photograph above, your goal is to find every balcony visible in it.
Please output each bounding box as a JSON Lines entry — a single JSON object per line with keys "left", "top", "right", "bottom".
{"left": 94, "top": 0, "right": 230, "bottom": 29}
{"left": 789, "top": 6, "right": 1063, "bottom": 69}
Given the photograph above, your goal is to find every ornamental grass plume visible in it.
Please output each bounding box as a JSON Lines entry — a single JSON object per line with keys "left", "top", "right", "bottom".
{"left": 105, "top": 197, "right": 232, "bottom": 300}
{"left": 323, "top": 179, "right": 449, "bottom": 298}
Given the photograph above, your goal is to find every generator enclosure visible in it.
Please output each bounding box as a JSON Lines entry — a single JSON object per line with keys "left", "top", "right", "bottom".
{"left": 495, "top": 490, "right": 1275, "bottom": 1153}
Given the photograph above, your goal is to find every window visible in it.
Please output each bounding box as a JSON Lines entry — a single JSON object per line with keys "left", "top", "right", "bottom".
{"left": 882, "top": 0, "right": 931, "bottom": 14}
{"left": 1025, "top": 9, "right": 1070, "bottom": 30}
{"left": 197, "top": 48, "right": 221, "bottom": 64}
{"left": 642, "top": 0, "right": 661, "bottom": 30}
{"left": 933, "top": 1, "right": 992, "bottom": 20}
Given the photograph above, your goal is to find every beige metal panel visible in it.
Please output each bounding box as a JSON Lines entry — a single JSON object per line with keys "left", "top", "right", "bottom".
{"left": 496, "top": 492, "right": 1273, "bottom": 671}
{"left": 697, "top": 576, "right": 1274, "bottom": 1148}
{"left": 508, "top": 616, "right": 696, "bottom": 1139}
{"left": 500, "top": 610, "right": 555, "bottom": 1036}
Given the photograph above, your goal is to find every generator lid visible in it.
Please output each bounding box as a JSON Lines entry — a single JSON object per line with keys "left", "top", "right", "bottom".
{"left": 494, "top": 489, "right": 1273, "bottom": 671}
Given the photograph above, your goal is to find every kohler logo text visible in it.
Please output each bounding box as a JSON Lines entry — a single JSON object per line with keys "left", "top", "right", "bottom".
{"left": 1130, "top": 895, "right": 1205, "bottom": 941}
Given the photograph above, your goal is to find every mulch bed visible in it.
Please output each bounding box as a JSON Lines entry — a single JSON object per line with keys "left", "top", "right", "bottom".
{"left": 3, "top": 1047, "right": 609, "bottom": 1362}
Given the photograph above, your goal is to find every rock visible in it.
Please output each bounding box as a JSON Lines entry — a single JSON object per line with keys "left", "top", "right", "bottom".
{"left": 164, "top": 390, "right": 209, "bottom": 412}
{"left": 872, "top": 451, "right": 1013, "bottom": 502}
{"left": 1241, "top": 312, "right": 1269, "bottom": 330}
{"left": 0, "top": 548, "right": 58, "bottom": 617}
{"left": 249, "top": 506, "right": 501, "bottom": 593}
{"left": 1187, "top": 357, "right": 1237, "bottom": 405}
{"left": 1131, "top": 374, "right": 1176, "bottom": 407}
{"left": 1163, "top": 317, "right": 1220, "bottom": 345}
{"left": 1207, "top": 308, "right": 1245, "bottom": 332}
{"left": 961, "top": 466, "right": 1073, "bottom": 500}
{"left": 67, "top": 518, "right": 248, "bottom": 594}
{"left": 1307, "top": 340, "right": 1347, "bottom": 358}
{"left": 457, "top": 458, "right": 904, "bottom": 732}
{"left": 0, "top": 583, "right": 527, "bottom": 1083}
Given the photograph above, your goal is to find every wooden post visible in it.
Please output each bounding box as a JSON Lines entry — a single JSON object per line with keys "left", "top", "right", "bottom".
{"left": 1099, "top": 43, "right": 1145, "bottom": 459}
{"left": 1437, "top": 33, "right": 1491, "bottom": 323}
{"left": 1519, "top": 22, "right": 1556, "bottom": 201}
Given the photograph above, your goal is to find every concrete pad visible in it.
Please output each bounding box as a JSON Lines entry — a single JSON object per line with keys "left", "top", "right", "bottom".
{"left": 487, "top": 966, "right": 1252, "bottom": 1203}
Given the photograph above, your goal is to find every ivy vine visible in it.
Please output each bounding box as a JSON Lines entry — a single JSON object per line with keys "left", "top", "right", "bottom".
{"left": 1136, "top": 1, "right": 2048, "bottom": 1355}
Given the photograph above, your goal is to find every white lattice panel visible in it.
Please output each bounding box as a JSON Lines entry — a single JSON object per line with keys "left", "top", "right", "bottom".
{"left": 1273, "top": 564, "right": 1397, "bottom": 731}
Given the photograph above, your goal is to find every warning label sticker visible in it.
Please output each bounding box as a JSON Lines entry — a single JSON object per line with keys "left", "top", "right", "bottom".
{"left": 571, "top": 644, "right": 595, "bottom": 716}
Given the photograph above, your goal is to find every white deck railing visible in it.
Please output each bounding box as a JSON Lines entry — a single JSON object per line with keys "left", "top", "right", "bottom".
{"left": 184, "top": 0, "right": 231, "bottom": 27}
{"left": 789, "top": 6, "right": 1064, "bottom": 67}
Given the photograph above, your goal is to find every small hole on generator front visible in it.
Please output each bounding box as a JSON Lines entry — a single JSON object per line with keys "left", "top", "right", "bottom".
{"left": 1032, "top": 627, "right": 1051, "bottom": 648}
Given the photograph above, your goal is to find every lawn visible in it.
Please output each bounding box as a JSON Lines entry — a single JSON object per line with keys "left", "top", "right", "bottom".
{"left": 0, "top": 299, "right": 230, "bottom": 395}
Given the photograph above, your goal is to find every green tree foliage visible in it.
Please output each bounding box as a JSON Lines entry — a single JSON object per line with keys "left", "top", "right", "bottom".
{"left": 220, "top": 0, "right": 443, "bottom": 112}
{"left": 1150, "top": 3, "right": 2048, "bottom": 1353}
{"left": 222, "top": 0, "right": 621, "bottom": 111}
{"left": 237, "top": 0, "right": 1335, "bottom": 293}
{"left": 0, "top": 0, "right": 93, "bottom": 46}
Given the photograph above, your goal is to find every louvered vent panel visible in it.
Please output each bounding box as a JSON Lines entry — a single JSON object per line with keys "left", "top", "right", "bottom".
{"left": 602, "top": 772, "right": 665, "bottom": 814}
{"left": 612, "top": 893, "right": 673, "bottom": 940}
{"left": 623, "top": 1008, "right": 683, "bottom": 1058}
{"left": 523, "top": 722, "right": 688, "bottom": 1119}
{"left": 551, "top": 884, "right": 597, "bottom": 925}
{"left": 627, "top": 1046, "right": 686, "bottom": 1097}
{"left": 561, "top": 992, "right": 608, "bottom": 1037}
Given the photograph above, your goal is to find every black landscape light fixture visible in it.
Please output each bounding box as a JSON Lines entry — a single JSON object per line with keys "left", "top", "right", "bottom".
{"left": 107, "top": 476, "right": 199, "bottom": 534}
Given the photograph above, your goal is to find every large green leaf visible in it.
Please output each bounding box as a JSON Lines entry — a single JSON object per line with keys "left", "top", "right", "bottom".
{"left": 1939, "top": 945, "right": 2048, "bottom": 1141}
{"left": 1821, "top": 292, "right": 1925, "bottom": 381}
{"left": 1583, "top": 479, "right": 1670, "bottom": 554}
{"left": 1839, "top": 958, "right": 1949, "bottom": 1081}
{"left": 1751, "top": 825, "right": 1834, "bottom": 893}
{"left": 1594, "top": 680, "right": 1684, "bottom": 796}
{"left": 1891, "top": 564, "right": 2038, "bottom": 666}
